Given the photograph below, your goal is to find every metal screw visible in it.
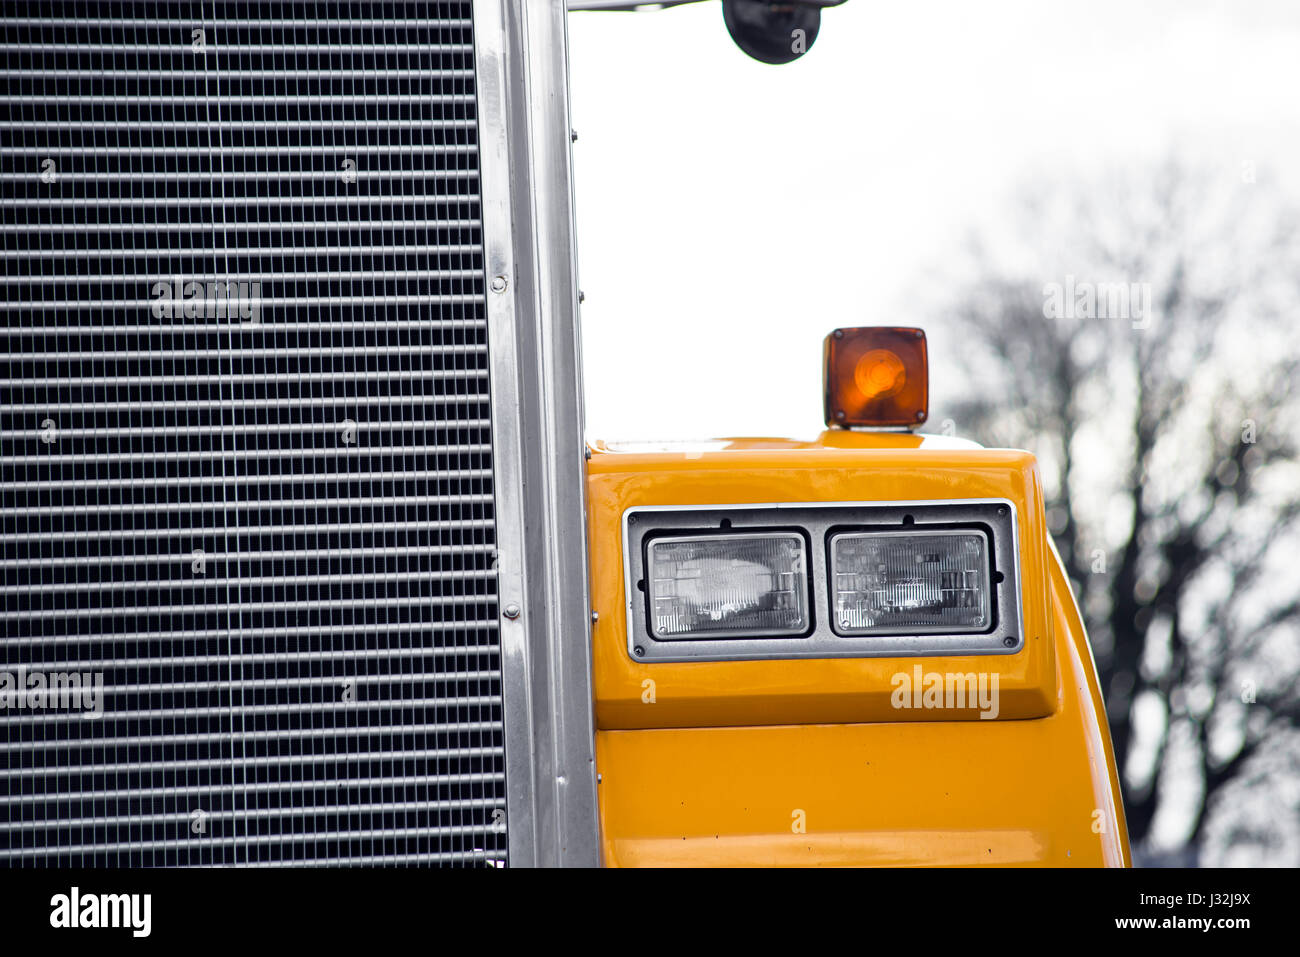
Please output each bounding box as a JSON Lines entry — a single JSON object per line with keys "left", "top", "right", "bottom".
{"left": 835, "top": 410, "right": 846, "bottom": 421}
{"left": 628, "top": 515, "right": 637, "bottom": 525}
{"left": 490, "top": 275, "right": 507, "bottom": 293}
{"left": 998, "top": 505, "right": 1009, "bottom": 516}
{"left": 1003, "top": 636, "right": 1016, "bottom": 647}
{"left": 634, "top": 646, "right": 645, "bottom": 656}
{"left": 503, "top": 603, "right": 521, "bottom": 620}
{"left": 916, "top": 411, "right": 925, "bottom": 421}
{"left": 570, "top": 128, "right": 578, "bottom": 143}
{"left": 591, "top": 611, "right": 599, "bottom": 623}
{"left": 578, "top": 290, "right": 585, "bottom": 304}
{"left": 833, "top": 329, "right": 844, "bottom": 339}
{"left": 915, "top": 330, "right": 924, "bottom": 339}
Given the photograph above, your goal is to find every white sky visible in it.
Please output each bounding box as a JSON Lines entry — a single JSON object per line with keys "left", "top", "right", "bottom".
{"left": 567, "top": 0, "right": 1300, "bottom": 443}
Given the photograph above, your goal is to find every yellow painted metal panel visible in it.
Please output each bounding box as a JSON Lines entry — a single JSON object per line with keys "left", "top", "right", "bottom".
{"left": 594, "top": 542, "right": 1129, "bottom": 866}
{"left": 586, "top": 430, "right": 1130, "bottom": 866}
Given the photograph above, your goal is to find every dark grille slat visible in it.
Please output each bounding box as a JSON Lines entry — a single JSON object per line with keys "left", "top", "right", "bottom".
{"left": 1, "top": 696, "right": 505, "bottom": 727}
{"left": 1, "top": 1, "right": 503, "bottom": 867}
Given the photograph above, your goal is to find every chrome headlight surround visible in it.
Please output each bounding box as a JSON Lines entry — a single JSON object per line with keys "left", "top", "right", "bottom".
{"left": 623, "top": 499, "right": 1023, "bottom": 663}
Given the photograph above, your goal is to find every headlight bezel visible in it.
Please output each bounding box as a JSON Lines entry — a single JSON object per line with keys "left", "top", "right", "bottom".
{"left": 623, "top": 499, "right": 1023, "bottom": 663}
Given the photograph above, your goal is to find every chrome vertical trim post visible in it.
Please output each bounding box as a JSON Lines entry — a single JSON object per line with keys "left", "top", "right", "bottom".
{"left": 474, "top": 0, "right": 600, "bottom": 867}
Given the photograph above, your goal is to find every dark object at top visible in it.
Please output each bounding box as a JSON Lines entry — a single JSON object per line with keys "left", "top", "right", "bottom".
{"left": 723, "top": 0, "right": 823, "bottom": 64}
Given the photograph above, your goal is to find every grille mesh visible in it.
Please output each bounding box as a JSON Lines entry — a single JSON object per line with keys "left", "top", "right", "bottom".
{"left": 0, "top": 2, "right": 506, "bottom": 866}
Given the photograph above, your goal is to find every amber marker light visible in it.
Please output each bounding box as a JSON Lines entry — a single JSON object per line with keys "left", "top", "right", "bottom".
{"left": 823, "top": 327, "right": 929, "bottom": 428}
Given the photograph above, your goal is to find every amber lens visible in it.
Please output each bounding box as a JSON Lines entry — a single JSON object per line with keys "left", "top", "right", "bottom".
{"left": 823, "top": 327, "right": 928, "bottom": 427}
{"left": 854, "top": 349, "right": 907, "bottom": 399}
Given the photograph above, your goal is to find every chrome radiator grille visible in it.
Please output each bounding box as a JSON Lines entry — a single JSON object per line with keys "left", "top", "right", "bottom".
{"left": 0, "top": 2, "right": 506, "bottom": 865}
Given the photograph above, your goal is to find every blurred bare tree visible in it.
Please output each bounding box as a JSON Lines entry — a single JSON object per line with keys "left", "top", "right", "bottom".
{"left": 932, "top": 159, "right": 1300, "bottom": 865}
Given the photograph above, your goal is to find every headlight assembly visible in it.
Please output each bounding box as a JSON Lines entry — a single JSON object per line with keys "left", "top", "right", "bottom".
{"left": 829, "top": 529, "right": 990, "bottom": 635}
{"left": 624, "top": 500, "right": 1022, "bottom": 662}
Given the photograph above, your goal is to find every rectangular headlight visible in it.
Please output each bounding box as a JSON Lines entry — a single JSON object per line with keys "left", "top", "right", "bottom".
{"left": 647, "top": 533, "right": 808, "bottom": 639}
{"left": 830, "top": 529, "right": 990, "bottom": 635}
